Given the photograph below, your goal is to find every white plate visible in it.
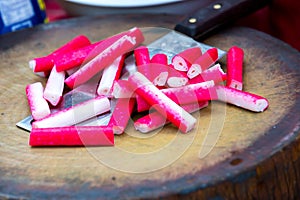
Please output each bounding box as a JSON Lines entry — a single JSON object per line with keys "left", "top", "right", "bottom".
{"left": 66, "top": 0, "right": 182, "bottom": 8}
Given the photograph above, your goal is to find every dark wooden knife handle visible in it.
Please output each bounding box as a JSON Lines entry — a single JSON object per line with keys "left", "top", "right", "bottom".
{"left": 175, "top": 0, "right": 271, "bottom": 40}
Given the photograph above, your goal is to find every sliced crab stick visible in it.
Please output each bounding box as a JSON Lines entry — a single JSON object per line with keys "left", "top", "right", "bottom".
{"left": 136, "top": 80, "right": 216, "bottom": 112}
{"left": 187, "top": 48, "right": 218, "bottom": 79}
{"left": 32, "top": 96, "right": 111, "bottom": 128}
{"left": 137, "top": 63, "right": 169, "bottom": 87}
{"left": 134, "top": 101, "right": 208, "bottom": 133}
{"left": 30, "top": 35, "right": 91, "bottom": 72}
{"left": 25, "top": 82, "right": 51, "bottom": 120}
{"left": 65, "top": 27, "right": 144, "bottom": 89}
{"left": 226, "top": 46, "right": 244, "bottom": 90}
{"left": 167, "top": 65, "right": 189, "bottom": 87}
{"left": 97, "top": 55, "right": 125, "bottom": 96}
{"left": 134, "top": 46, "right": 150, "bottom": 66}
{"left": 171, "top": 47, "right": 202, "bottom": 71}
{"left": 112, "top": 79, "right": 136, "bottom": 99}
{"left": 189, "top": 63, "right": 227, "bottom": 84}
{"left": 128, "top": 72, "right": 197, "bottom": 133}
{"left": 151, "top": 53, "right": 168, "bottom": 65}
{"left": 108, "top": 98, "right": 136, "bottom": 134}
{"left": 215, "top": 86, "right": 269, "bottom": 112}
{"left": 29, "top": 126, "right": 114, "bottom": 146}
{"left": 43, "top": 66, "right": 66, "bottom": 106}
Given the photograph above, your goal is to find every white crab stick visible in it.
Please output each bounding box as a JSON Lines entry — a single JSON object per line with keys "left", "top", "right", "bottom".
{"left": 25, "top": 82, "right": 51, "bottom": 120}
{"left": 32, "top": 96, "right": 111, "bottom": 128}
{"left": 128, "top": 72, "right": 197, "bottom": 133}
{"left": 43, "top": 66, "right": 66, "bottom": 106}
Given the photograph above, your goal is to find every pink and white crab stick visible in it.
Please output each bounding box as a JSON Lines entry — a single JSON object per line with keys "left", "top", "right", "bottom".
{"left": 171, "top": 47, "right": 202, "bottom": 71}
{"left": 43, "top": 66, "right": 66, "bottom": 106}
{"left": 226, "top": 46, "right": 244, "bottom": 90}
{"left": 128, "top": 72, "right": 197, "bottom": 133}
{"left": 30, "top": 35, "right": 91, "bottom": 72}
{"left": 29, "top": 126, "right": 114, "bottom": 146}
{"left": 25, "top": 82, "right": 51, "bottom": 120}
{"left": 65, "top": 27, "right": 144, "bottom": 89}
{"left": 32, "top": 96, "right": 111, "bottom": 128}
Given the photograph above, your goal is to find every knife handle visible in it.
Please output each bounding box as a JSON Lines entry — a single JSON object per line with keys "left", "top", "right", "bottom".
{"left": 175, "top": 0, "right": 271, "bottom": 40}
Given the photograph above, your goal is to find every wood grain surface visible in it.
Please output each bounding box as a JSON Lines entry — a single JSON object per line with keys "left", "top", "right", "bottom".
{"left": 0, "top": 14, "right": 299, "bottom": 199}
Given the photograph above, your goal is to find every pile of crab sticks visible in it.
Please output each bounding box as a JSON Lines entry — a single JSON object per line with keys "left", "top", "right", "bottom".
{"left": 25, "top": 27, "right": 269, "bottom": 147}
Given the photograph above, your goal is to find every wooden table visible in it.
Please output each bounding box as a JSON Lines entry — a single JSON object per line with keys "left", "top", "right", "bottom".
{"left": 0, "top": 14, "right": 299, "bottom": 199}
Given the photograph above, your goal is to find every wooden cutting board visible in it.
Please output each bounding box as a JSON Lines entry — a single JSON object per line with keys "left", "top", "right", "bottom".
{"left": 0, "top": 14, "right": 299, "bottom": 199}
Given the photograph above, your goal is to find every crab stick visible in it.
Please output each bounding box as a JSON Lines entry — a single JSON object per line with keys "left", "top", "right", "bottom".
{"left": 189, "top": 63, "right": 227, "bottom": 84}
{"left": 136, "top": 80, "right": 216, "bottom": 112}
{"left": 134, "top": 46, "right": 150, "bottom": 66}
{"left": 25, "top": 82, "right": 51, "bottom": 120}
{"left": 29, "top": 126, "right": 114, "bottom": 146}
{"left": 32, "top": 96, "right": 111, "bottom": 128}
{"left": 167, "top": 65, "right": 189, "bottom": 87}
{"left": 65, "top": 27, "right": 144, "bottom": 89}
{"left": 108, "top": 98, "right": 136, "bottom": 134}
{"left": 215, "top": 86, "right": 269, "bottom": 112}
{"left": 112, "top": 79, "right": 135, "bottom": 99}
{"left": 128, "top": 72, "right": 197, "bottom": 133}
{"left": 134, "top": 101, "right": 208, "bottom": 133}
{"left": 151, "top": 53, "right": 168, "bottom": 65}
{"left": 171, "top": 47, "right": 202, "bottom": 71}
{"left": 137, "top": 63, "right": 169, "bottom": 87}
{"left": 97, "top": 55, "right": 125, "bottom": 96}
{"left": 30, "top": 35, "right": 91, "bottom": 72}
{"left": 187, "top": 48, "right": 218, "bottom": 79}
{"left": 226, "top": 46, "right": 244, "bottom": 90}
{"left": 43, "top": 66, "right": 66, "bottom": 106}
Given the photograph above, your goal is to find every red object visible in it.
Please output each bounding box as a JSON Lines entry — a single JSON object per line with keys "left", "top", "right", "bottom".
{"left": 167, "top": 65, "right": 189, "bottom": 87}
{"left": 171, "top": 47, "right": 202, "bottom": 71}
{"left": 30, "top": 35, "right": 91, "bottom": 72}
{"left": 150, "top": 53, "right": 168, "bottom": 65}
{"left": 108, "top": 98, "right": 136, "bottom": 134}
{"left": 134, "top": 46, "right": 150, "bottom": 66}
{"left": 32, "top": 96, "right": 111, "bottom": 128}
{"left": 29, "top": 126, "right": 114, "bottom": 146}
{"left": 134, "top": 101, "right": 208, "bottom": 133}
{"left": 128, "top": 72, "right": 197, "bottom": 133}
{"left": 64, "top": 27, "right": 144, "bottom": 89}
{"left": 189, "top": 63, "right": 227, "bottom": 84}
{"left": 187, "top": 48, "right": 218, "bottom": 79}
{"left": 26, "top": 82, "right": 51, "bottom": 120}
{"left": 137, "top": 63, "right": 169, "bottom": 87}
{"left": 112, "top": 79, "right": 136, "bottom": 98}
{"left": 43, "top": 66, "right": 65, "bottom": 106}
{"left": 226, "top": 46, "right": 244, "bottom": 90}
{"left": 136, "top": 80, "right": 216, "bottom": 112}
{"left": 215, "top": 86, "right": 269, "bottom": 112}
{"left": 97, "top": 55, "right": 125, "bottom": 96}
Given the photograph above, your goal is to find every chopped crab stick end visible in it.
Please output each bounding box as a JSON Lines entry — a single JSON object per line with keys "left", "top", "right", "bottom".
{"left": 26, "top": 82, "right": 51, "bottom": 120}
{"left": 187, "top": 48, "right": 218, "bottom": 79}
{"left": 65, "top": 27, "right": 144, "bottom": 89}
{"left": 31, "top": 35, "right": 91, "bottom": 72}
{"left": 97, "top": 55, "right": 125, "bottom": 96}
{"left": 226, "top": 46, "right": 244, "bottom": 90}
{"left": 171, "top": 47, "right": 202, "bottom": 72}
{"left": 137, "top": 63, "right": 169, "bottom": 87}
{"left": 134, "top": 101, "right": 208, "bottom": 133}
{"left": 112, "top": 80, "right": 136, "bottom": 98}
{"left": 136, "top": 80, "right": 216, "bottom": 112}
{"left": 134, "top": 46, "right": 150, "bottom": 66}
{"left": 167, "top": 66, "right": 189, "bottom": 87}
{"left": 32, "top": 96, "right": 111, "bottom": 128}
{"left": 108, "top": 98, "right": 136, "bottom": 134}
{"left": 128, "top": 72, "right": 197, "bottom": 133}
{"left": 29, "top": 126, "right": 114, "bottom": 146}
{"left": 151, "top": 53, "right": 168, "bottom": 65}
{"left": 43, "top": 66, "right": 66, "bottom": 106}
{"left": 189, "top": 63, "right": 227, "bottom": 84}
{"left": 215, "top": 86, "right": 269, "bottom": 112}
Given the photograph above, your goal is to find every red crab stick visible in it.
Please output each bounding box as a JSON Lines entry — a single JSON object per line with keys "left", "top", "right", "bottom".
{"left": 136, "top": 80, "right": 216, "bottom": 112}
{"left": 226, "top": 46, "right": 244, "bottom": 90}
{"left": 128, "top": 72, "right": 197, "bottom": 133}
{"left": 30, "top": 35, "right": 91, "bottom": 72}
{"left": 29, "top": 126, "right": 114, "bottom": 146}
{"left": 134, "top": 101, "right": 208, "bottom": 133}
{"left": 215, "top": 86, "right": 269, "bottom": 112}
{"left": 43, "top": 66, "right": 66, "bottom": 106}
{"left": 65, "top": 27, "right": 144, "bottom": 89}
{"left": 187, "top": 48, "right": 218, "bottom": 79}
{"left": 32, "top": 96, "right": 111, "bottom": 128}
{"left": 189, "top": 63, "right": 227, "bottom": 84}
{"left": 97, "top": 55, "right": 125, "bottom": 96}
{"left": 171, "top": 47, "right": 202, "bottom": 71}
{"left": 134, "top": 46, "right": 150, "bottom": 66}
{"left": 108, "top": 98, "right": 136, "bottom": 134}
{"left": 26, "top": 82, "right": 51, "bottom": 120}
